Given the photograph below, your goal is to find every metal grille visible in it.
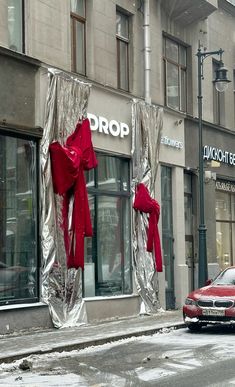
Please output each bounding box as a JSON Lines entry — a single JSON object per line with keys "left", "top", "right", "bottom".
{"left": 214, "top": 300, "right": 234, "bottom": 308}
{"left": 198, "top": 299, "right": 234, "bottom": 308}
{"left": 198, "top": 300, "right": 213, "bottom": 307}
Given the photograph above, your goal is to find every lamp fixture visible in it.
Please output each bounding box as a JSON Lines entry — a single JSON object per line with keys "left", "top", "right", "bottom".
{"left": 213, "top": 61, "right": 231, "bottom": 92}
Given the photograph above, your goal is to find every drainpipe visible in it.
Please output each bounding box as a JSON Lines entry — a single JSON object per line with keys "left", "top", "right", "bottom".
{"left": 143, "top": 0, "right": 151, "bottom": 104}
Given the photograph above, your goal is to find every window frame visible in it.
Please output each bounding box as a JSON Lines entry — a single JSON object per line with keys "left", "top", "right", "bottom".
{"left": 70, "top": 0, "right": 86, "bottom": 75}
{"left": 0, "top": 127, "right": 40, "bottom": 306}
{"left": 116, "top": 10, "right": 130, "bottom": 92}
{"left": 163, "top": 34, "right": 188, "bottom": 112}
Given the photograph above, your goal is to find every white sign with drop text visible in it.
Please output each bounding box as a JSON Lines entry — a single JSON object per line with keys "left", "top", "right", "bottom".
{"left": 87, "top": 113, "right": 129, "bottom": 139}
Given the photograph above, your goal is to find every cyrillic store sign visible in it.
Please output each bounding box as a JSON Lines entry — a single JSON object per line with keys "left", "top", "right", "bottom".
{"left": 216, "top": 180, "right": 235, "bottom": 192}
{"left": 87, "top": 113, "right": 129, "bottom": 139}
{"left": 204, "top": 145, "right": 235, "bottom": 166}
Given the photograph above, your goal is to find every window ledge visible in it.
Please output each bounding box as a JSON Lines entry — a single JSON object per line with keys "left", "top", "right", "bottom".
{"left": 0, "top": 302, "right": 47, "bottom": 311}
{"left": 84, "top": 294, "right": 138, "bottom": 302}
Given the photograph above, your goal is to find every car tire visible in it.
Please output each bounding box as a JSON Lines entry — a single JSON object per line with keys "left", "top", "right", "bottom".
{"left": 187, "top": 323, "right": 202, "bottom": 332}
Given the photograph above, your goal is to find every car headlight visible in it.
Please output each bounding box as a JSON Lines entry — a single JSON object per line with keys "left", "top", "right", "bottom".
{"left": 185, "top": 297, "right": 197, "bottom": 306}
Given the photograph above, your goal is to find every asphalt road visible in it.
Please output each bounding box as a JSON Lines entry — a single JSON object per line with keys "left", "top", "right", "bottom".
{"left": 1, "top": 325, "right": 235, "bottom": 386}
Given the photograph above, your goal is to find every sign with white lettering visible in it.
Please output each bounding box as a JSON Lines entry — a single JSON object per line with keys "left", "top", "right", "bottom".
{"left": 216, "top": 180, "right": 235, "bottom": 192}
{"left": 161, "top": 136, "right": 183, "bottom": 149}
{"left": 203, "top": 145, "right": 235, "bottom": 166}
{"left": 87, "top": 113, "right": 129, "bottom": 139}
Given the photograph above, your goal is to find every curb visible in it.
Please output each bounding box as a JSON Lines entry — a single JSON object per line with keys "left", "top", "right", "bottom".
{"left": 0, "top": 322, "right": 185, "bottom": 364}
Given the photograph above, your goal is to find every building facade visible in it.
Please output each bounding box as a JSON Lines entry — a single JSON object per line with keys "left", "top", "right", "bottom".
{"left": 0, "top": 0, "right": 234, "bottom": 332}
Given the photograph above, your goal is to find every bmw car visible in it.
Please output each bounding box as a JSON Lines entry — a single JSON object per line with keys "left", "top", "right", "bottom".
{"left": 183, "top": 266, "right": 235, "bottom": 331}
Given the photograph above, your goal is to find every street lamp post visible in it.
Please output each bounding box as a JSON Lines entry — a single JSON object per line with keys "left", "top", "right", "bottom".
{"left": 197, "top": 48, "right": 230, "bottom": 288}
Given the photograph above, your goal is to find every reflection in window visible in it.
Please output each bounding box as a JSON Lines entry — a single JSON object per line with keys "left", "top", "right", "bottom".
{"left": 71, "top": 0, "right": 86, "bottom": 75}
{"left": 84, "top": 154, "right": 131, "bottom": 297}
{"left": 7, "top": 0, "right": 23, "bottom": 52}
{"left": 163, "top": 36, "right": 187, "bottom": 112}
{"left": 0, "top": 134, "right": 38, "bottom": 304}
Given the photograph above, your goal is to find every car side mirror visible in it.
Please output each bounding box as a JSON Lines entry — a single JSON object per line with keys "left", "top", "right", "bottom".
{"left": 205, "top": 279, "right": 212, "bottom": 286}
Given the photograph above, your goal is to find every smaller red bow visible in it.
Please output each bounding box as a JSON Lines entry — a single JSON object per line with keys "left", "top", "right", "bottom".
{"left": 133, "top": 183, "right": 163, "bottom": 272}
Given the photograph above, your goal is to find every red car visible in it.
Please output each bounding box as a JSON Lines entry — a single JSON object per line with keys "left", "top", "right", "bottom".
{"left": 183, "top": 266, "right": 235, "bottom": 331}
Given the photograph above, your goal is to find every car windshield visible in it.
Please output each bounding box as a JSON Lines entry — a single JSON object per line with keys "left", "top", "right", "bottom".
{"left": 213, "top": 268, "right": 235, "bottom": 285}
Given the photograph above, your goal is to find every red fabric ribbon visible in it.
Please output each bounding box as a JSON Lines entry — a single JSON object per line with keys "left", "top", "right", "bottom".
{"left": 49, "top": 118, "right": 97, "bottom": 270}
{"left": 133, "top": 183, "right": 163, "bottom": 272}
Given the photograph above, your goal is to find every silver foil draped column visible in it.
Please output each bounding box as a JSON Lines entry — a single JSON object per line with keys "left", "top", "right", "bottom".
{"left": 132, "top": 99, "right": 163, "bottom": 314}
{"left": 40, "top": 69, "right": 91, "bottom": 328}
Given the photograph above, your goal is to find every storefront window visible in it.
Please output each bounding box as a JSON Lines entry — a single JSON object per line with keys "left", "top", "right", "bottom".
{"left": 0, "top": 134, "right": 38, "bottom": 304}
{"left": 84, "top": 154, "right": 132, "bottom": 297}
{"left": 216, "top": 187, "right": 235, "bottom": 270}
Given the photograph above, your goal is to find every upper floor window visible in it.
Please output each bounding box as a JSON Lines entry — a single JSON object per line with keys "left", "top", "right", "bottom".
{"left": 116, "top": 10, "right": 129, "bottom": 91}
{"left": 71, "top": 0, "right": 86, "bottom": 75}
{"left": 5, "top": 0, "right": 24, "bottom": 52}
{"left": 213, "top": 60, "right": 225, "bottom": 126}
{"left": 163, "top": 36, "right": 187, "bottom": 112}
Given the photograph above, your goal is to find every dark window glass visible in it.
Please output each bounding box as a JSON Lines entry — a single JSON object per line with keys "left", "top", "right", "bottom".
{"left": 71, "top": 0, "right": 85, "bottom": 16}
{"left": 116, "top": 11, "right": 129, "bottom": 91}
{"left": 163, "top": 36, "right": 187, "bottom": 112}
{"left": 84, "top": 154, "right": 132, "bottom": 297}
{"left": 71, "top": 0, "right": 86, "bottom": 75}
{"left": 0, "top": 134, "right": 38, "bottom": 304}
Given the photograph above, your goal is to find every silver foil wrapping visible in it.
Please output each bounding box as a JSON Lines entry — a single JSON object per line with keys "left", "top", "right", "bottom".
{"left": 40, "top": 69, "right": 91, "bottom": 328}
{"left": 131, "top": 99, "right": 163, "bottom": 314}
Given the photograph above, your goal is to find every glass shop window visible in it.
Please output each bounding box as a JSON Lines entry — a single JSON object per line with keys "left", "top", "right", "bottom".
{"left": 163, "top": 35, "right": 187, "bottom": 112}
{"left": 71, "top": 0, "right": 86, "bottom": 75}
{"left": 116, "top": 10, "right": 130, "bottom": 91}
{"left": 84, "top": 154, "right": 132, "bottom": 297}
{"left": 3, "top": 0, "right": 24, "bottom": 52}
{"left": 216, "top": 188, "right": 235, "bottom": 270}
{"left": 0, "top": 133, "right": 39, "bottom": 305}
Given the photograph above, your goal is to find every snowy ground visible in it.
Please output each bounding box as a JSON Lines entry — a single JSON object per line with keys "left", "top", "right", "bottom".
{"left": 1, "top": 326, "right": 235, "bottom": 386}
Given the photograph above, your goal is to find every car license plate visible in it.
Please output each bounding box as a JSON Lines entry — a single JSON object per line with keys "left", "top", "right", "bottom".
{"left": 202, "top": 309, "right": 225, "bottom": 316}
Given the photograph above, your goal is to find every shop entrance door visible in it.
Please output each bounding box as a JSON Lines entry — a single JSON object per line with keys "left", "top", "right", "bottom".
{"left": 161, "top": 166, "right": 175, "bottom": 310}
{"left": 185, "top": 239, "right": 195, "bottom": 291}
{"left": 163, "top": 233, "right": 175, "bottom": 309}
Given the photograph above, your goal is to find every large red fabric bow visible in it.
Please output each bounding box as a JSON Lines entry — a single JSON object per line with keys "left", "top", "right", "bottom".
{"left": 133, "top": 183, "right": 163, "bottom": 272}
{"left": 49, "top": 118, "right": 98, "bottom": 270}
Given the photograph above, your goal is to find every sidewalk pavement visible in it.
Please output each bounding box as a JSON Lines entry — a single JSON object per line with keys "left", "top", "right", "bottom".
{"left": 0, "top": 309, "right": 185, "bottom": 364}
